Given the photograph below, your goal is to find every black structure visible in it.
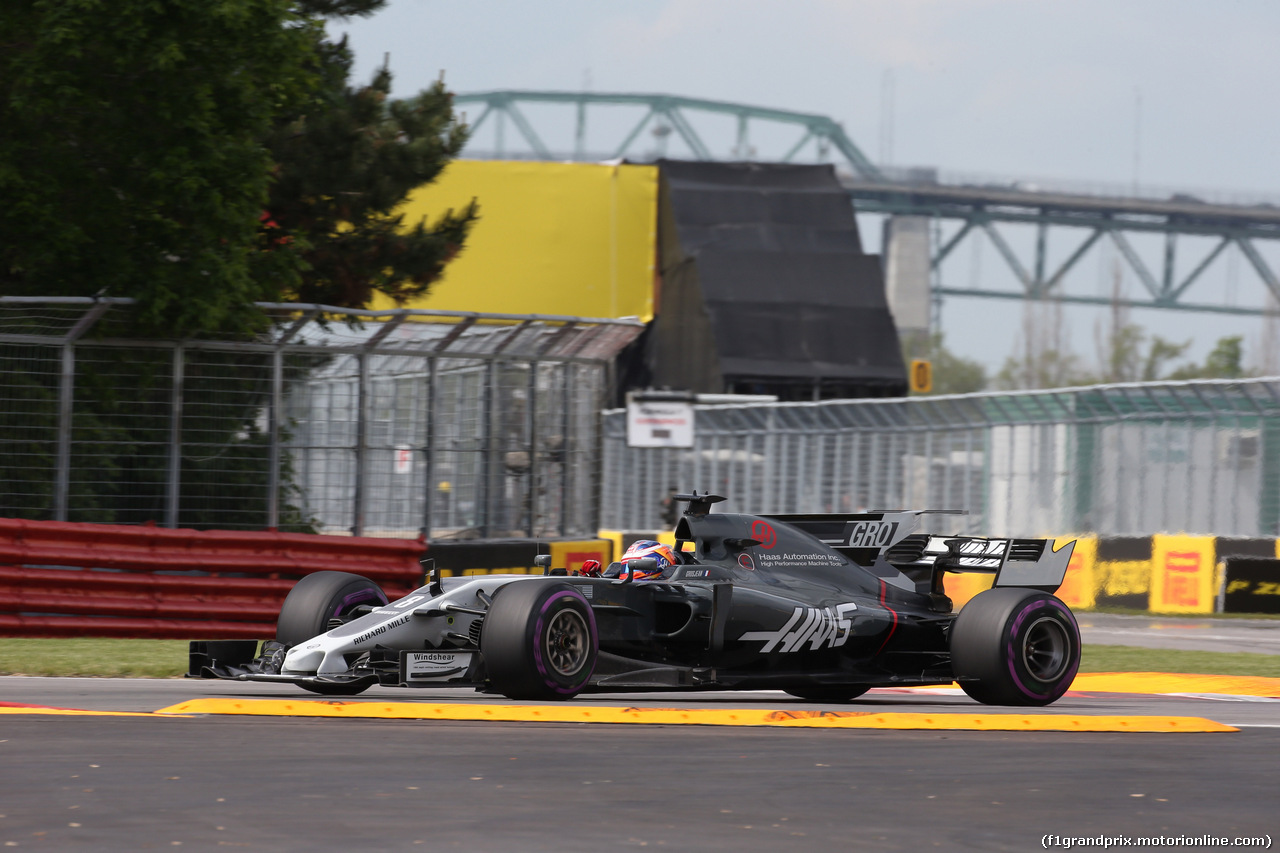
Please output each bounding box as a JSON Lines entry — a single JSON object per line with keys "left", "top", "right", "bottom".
{"left": 645, "top": 161, "right": 907, "bottom": 401}
{"left": 1222, "top": 558, "right": 1280, "bottom": 614}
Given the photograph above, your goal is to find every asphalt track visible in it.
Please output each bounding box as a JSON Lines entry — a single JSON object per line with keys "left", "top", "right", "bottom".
{"left": 3, "top": 675, "right": 1279, "bottom": 852}
{"left": 2, "top": 615, "right": 1279, "bottom": 851}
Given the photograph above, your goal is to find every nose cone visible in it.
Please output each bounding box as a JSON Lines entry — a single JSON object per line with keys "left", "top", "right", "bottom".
{"left": 283, "top": 646, "right": 324, "bottom": 673}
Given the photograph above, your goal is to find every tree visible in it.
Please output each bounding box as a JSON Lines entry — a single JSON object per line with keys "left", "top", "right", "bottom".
{"left": 1090, "top": 322, "right": 1190, "bottom": 384}
{"left": 0, "top": 0, "right": 477, "bottom": 528}
{"left": 993, "top": 347, "right": 1088, "bottom": 391}
{"left": 1167, "top": 335, "right": 1249, "bottom": 380}
{"left": 992, "top": 298, "right": 1090, "bottom": 390}
{"left": 0, "top": 0, "right": 476, "bottom": 332}
{"left": 264, "top": 46, "right": 477, "bottom": 307}
{"left": 0, "top": 0, "right": 321, "bottom": 336}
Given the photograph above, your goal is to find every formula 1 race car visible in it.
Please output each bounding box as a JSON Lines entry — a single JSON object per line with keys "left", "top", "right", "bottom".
{"left": 189, "top": 493, "right": 1081, "bottom": 706}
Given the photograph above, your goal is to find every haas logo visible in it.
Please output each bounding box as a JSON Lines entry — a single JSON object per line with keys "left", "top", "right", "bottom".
{"left": 739, "top": 603, "right": 859, "bottom": 653}
{"left": 751, "top": 520, "right": 777, "bottom": 550}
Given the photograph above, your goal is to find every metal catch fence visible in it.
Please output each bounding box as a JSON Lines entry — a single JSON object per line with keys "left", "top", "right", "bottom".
{"left": 0, "top": 297, "right": 642, "bottom": 539}
{"left": 601, "top": 379, "right": 1280, "bottom": 538}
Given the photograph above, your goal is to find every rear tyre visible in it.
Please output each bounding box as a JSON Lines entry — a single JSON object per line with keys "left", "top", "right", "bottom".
{"left": 784, "top": 685, "right": 871, "bottom": 703}
{"left": 950, "top": 588, "right": 1080, "bottom": 706}
{"left": 276, "top": 572, "right": 388, "bottom": 697}
{"left": 481, "top": 581, "right": 598, "bottom": 700}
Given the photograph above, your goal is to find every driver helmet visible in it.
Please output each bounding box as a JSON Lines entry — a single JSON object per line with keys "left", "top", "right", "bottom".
{"left": 619, "top": 539, "right": 677, "bottom": 580}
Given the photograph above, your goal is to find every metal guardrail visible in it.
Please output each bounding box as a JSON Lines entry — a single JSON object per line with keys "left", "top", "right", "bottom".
{"left": 601, "top": 379, "right": 1280, "bottom": 539}
{"left": 0, "top": 298, "right": 642, "bottom": 539}
{"left": 0, "top": 517, "right": 425, "bottom": 638}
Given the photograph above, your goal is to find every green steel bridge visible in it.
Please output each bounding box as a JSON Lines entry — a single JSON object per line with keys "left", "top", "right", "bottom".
{"left": 455, "top": 90, "right": 1280, "bottom": 318}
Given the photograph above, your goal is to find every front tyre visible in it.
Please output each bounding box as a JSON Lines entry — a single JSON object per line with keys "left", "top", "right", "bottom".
{"left": 949, "top": 588, "right": 1080, "bottom": 706}
{"left": 276, "top": 571, "right": 388, "bottom": 645}
{"left": 481, "top": 581, "right": 598, "bottom": 700}
{"left": 275, "top": 571, "right": 388, "bottom": 697}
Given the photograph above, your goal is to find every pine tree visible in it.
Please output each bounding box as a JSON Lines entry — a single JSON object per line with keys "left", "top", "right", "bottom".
{"left": 0, "top": 0, "right": 320, "bottom": 336}
{"left": 262, "top": 7, "right": 478, "bottom": 308}
{"left": 0, "top": 0, "right": 477, "bottom": 527}
{"left": 0, "top": 0, "right": 476, "bottom": 329}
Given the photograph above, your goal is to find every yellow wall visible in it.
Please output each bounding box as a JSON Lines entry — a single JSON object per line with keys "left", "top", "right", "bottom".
{"left": 1150, "top": 534, "right": 1218, "bottom": 614}
{"left": 371, "top": 160, "right": 659, "bottom": 321}
{"left": 1055, "top": 536, "right": 1097, "bottom": 610}
{"left": 944, "top": 572, "right": 995, "bottom": 610}
{"left": 444, "top": 539, "right": 611, "bottom": 577}
{"left": 596, "top": 530, "right": 693, "bottom": 566}
{"left": 597, "top": 530, "right": 623, "bottom": 565}
{"left": 550, "top": 540, "right": 611, "bottom": 575}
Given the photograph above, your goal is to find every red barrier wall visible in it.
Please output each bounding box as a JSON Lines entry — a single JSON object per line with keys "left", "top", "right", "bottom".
{"left": 0, "top": 519, "right": 426, "bottom": 639}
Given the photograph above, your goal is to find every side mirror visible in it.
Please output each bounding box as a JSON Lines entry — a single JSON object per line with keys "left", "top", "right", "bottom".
{"left": 534, "top": 554, "right": 553, "bottom": 575}
{"left": 618, "top": 558, "right": 656, "bottom": 585}
{"left": 421, "top": 557, "right": 443, "bottom": 596}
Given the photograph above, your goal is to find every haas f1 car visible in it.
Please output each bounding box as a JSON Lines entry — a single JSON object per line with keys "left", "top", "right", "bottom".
{"left": 190, "top": 494, "right": 1081, "bottom": 706}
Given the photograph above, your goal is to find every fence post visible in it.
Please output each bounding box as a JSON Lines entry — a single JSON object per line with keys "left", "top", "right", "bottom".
{"left": 964, "top": 429, "right": 975, "bottom": 534}
{"left": 164, "top": 343, "right": 184, "bottom": 528}
{"left": 1005, "top": 426, "right": 1016, "bottom": 538}
{"left": 1231, "top": 413, "right": 1243, "bottom": 535}
{"left": 352, "top": 351, "right": 368, "bottom": 536}
{"left": 54, "top": 343, "right": 75, "bottom": 521}
{"left": 422, "top": 355, "right": 437, "bottom": 539}
{"left": 763, "top": 407, "right": 776, "bottom": 512}
{"left": 526, "top": 361, "right": 538, "bottom": 537}
{"left": 592, "top": 363, "right": 611, "bottom": 536}
{"left": 480, "top": 358, "right": 495, "bottom": 538}
{"left": 267, "top": 346, "right": 282, "bottom": 529}
{"left": 52, "top": 299, "right": 113, "bottom": 521}
{"left": 268, "top": 306, "right": 320, "bottom": 531}
{"left": 559, "top": 362, "right": 571, "bottom": 537}
{"left": 941, "top": 430, "right": 953, "bottom": 519}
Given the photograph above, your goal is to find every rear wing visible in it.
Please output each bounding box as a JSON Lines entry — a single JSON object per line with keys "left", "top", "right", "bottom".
{"left": 765, "top": 512, "right": 1076, "bottom": 594}
{"left": 893, "top": 534, "right": 1076, "bottom": 592}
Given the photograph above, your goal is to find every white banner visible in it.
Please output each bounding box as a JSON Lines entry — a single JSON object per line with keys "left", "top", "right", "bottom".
{"left": 627, "top": 400, "right": 694, "bottom": 448}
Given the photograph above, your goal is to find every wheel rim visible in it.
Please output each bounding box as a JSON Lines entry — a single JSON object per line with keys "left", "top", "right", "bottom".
{"left": 1021, "top": 616, "right": 1071, "bottom": 681}
{"left": 543, "top": 608, "right": 589, "bottom": 677}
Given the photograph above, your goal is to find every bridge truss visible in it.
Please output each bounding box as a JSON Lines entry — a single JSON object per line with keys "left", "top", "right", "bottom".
{"left": 453, "top": 90, "right": 1280, "bottom": 318}
{"left": 454, "top": 90, "right": 882, "bottom": 178}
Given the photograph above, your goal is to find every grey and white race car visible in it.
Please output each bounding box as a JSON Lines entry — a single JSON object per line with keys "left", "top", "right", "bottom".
{"left": 190, "top": 493, "right": 1080, "bottom": 706}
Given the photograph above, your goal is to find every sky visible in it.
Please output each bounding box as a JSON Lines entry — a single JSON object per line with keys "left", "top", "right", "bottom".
{"left": 333, "top": 0, "right": 1280, "bottom": 377}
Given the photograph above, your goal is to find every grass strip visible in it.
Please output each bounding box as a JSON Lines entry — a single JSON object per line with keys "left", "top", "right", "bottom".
{"left": 0, "top": 638, "right": 190, "bottom": 678}
{"left": 1080, "top": 644, "right": 1280, "bottom": 678}
{"left": 1, "top": 638, "right": 1279, "bottom": 680}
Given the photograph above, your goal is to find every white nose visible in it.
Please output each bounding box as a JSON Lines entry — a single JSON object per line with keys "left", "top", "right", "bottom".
{"left": 282, "top": 647, "right": 324, "bottom": 673}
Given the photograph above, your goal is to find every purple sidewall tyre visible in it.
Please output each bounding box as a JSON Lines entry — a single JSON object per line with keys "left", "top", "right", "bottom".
{"left": 950, "top": 587, "right": 1080, "bottom": 707}
{"left": 277, "top": 571, "right": 389, "bottom": 647}
{"left": 275, "top": 571, "right": 390, "bottom": 697}
{"left": 481, "top": 580, "right": 598, "bottom": 701}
